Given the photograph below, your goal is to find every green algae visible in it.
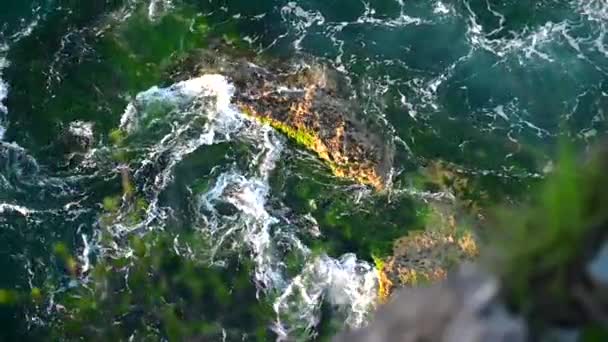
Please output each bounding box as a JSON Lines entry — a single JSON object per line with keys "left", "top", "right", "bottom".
{"left": 4, "top": 3, "right": 213, "bottom": 155}
{"left": 0, "top": 289, "right": 18, "bottom": 306}
{"left": 244, "top": 109, "right": 321, "bottom": 154}
{"left": 272, "top": 153, "right": 427, "bottom": 262}
{"left": 102, "top": 195, "right": 121, "bottom": 213}
{"left": 99, "top": 5, "right": 212, "bottom": 95}
{"left": 125, "top": 197, "right": 149, "bottom": 225}
{"left": 271, "top": 120, "right": 318, "bottom": 150}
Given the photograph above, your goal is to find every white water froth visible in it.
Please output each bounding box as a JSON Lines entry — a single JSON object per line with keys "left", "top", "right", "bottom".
{"left": 115, "top": 74, "right": 378, "bottom": 338}
{"left": 433, "top": 1, "right": 452, "bottom": 16}
{"left": 68, "top": 121, "right": 94, "bottom": 141}
{"left": 274, "top": 254, "right": 377, "bottom": 339}
{"left": 112, "top": 75, "right": 246, "bottom": 234}
{"left": 359, "top": 0, "right": 425, "bottom": 27}
{"left": 463, "top": 0, "right": 608, "bottom": 65}
{"left": 280, "top": 2, "right": 326, "bottom": 50}
{"left": 0, "top": 45, "right": 9, "bottom": 140}
{"left": 202, "top": 165, "right": 378, "bottom": 339}
{"left": 0, "top": 202, "right": 31, "bottom": 216}
{"left": 198, "top": 124, "right": 377, "bottom": 337}
{"left": 462, "top": 0, "right": 562, "bottom": 60}
{"left": 147, "top": 0, "right": 174, "bottom": 21}
{"left": 0, "top": 16, "right": 40, "bottom": 140}
{"left": 120, "top": 74, "right": 235, "bottom": 133}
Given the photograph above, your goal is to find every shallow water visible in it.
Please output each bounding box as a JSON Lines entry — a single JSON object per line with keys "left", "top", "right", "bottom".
{"left": 0, "top": 0, "right": 606, "bottom": 340}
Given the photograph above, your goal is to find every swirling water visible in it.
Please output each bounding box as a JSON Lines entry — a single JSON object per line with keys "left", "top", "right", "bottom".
{"left": 0, "top": 0, "right": 607, "bottom": 340}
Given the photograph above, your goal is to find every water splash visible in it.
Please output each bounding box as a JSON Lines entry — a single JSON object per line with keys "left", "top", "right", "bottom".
{"left": 147, "top": 0, "right": 174, "bottom": 21}
{"left": 274, "top": 254, "right": 378, "bottom": 339}
{"left": 0, "top": 44, "right": 10, "bottom": 139}
{"left": 113, "top": 74, "right": 379, "bottom": 339}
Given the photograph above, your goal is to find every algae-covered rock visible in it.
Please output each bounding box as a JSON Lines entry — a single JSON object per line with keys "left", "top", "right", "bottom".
{"left": 59, "top": 121, "right": 94, "bottom": 153}
{"left": 378, "top": 203, "right": 479, "bottom": 301}
{"left": 174, "top": 49, "right": 395, "bottom": 190}
{"left": 422, "top": 160, "right": 490, "bottom": 217}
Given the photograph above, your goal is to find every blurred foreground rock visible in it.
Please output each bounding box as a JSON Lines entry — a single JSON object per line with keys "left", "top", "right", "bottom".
{"left": 335, "top": 265, "right": 526, "bottom": 342}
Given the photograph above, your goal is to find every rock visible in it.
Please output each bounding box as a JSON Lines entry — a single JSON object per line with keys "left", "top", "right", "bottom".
{"left": 234, "top": 62, "right": 394, "bottom": 190}
{"left": 178, "top": 49, "right": 394, "bottom": 190}
{"left": 423, "top": 160, "right": 489, "bottom": 217}
{"left": 335, "top": 265, "right": 527, "bottom": 342}
{"left": 588, "top": 241, "right": 608, "bottom": 290}
{"left": 541, "top": 328, "right": 580, "bottom": 342}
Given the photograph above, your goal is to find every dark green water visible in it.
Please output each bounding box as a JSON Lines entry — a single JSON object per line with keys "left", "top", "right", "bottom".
{"left": 0, "top": 0, "right": 606, "bottom": 340}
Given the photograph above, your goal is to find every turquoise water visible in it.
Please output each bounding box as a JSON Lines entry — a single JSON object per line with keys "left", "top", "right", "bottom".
{"left": 0, "top": 0, "right": 607, "bottom": 340}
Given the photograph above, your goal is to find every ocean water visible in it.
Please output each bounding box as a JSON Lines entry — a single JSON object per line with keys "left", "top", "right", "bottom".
{"left": 0, "top": 0, "right": 606, "bottom": 340}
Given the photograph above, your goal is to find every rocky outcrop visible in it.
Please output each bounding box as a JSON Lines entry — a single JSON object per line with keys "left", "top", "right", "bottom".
{"left": 171, "top": 50, "right": 394, "bottom": 190}
{"left": 233, "top": 63, "right": 394, "bottom": 190}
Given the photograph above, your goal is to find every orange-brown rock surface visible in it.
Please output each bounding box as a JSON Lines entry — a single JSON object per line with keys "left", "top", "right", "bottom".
{"left": 232, "top": 63, "right": 394, "bottom": 190}
{"left": 172, "top": 49, "right": 394, "bottom": 190}
{"left": 379, "top": 203, "right": 479, "bottom": 301}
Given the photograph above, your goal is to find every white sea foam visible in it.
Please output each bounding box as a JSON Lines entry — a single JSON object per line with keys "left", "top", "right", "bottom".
{"left": 0, "top": 47, "right": 9, "bottom": 140}
{"left": 280, "top": 2, "right": 326, "bottom": 50}
{"left": 0, "top": 77, "right": 8, "bottom": 114}
{"left": 274, "top": 254, "right": 378, "bottom": 339}
{"left": 68, "top": 121, "right": 94, "bottom": 140}
{"left": 110, "top": 74, "right": 380, "bottom": 339}
{"left": 148, "top": 0, "right": 173, "bottom": 21}
{"left": 201, "top": 166, "right": 378, "bottom": 340}
{"left": 0, "top": 202, "right": 31, "bottom": 216}
{"left": 433, "top": 1, "right": 452, "bottom": 15}
{"left": 198, "top": 131, "right": 376, "bottom": 339}
{"left": 120, "top": 75, "right": 236, "bottom": 133}
{"left": 0, "top": 17, "right": 40, "bottom": 141}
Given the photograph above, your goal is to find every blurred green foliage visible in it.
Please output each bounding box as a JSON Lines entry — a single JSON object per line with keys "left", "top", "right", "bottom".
{"left": 492, "top": 144, "right": 608, "bottom": 336}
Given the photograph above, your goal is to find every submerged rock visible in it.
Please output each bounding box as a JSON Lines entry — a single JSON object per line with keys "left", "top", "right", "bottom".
{"left": 335, "top": 265, "right": 526, "bottom": 342}
{"left": 0, "top": 141, "right": 40, "bottom": 178}
{"left": 588, "top": 242, "right": 608, "bottom": 290}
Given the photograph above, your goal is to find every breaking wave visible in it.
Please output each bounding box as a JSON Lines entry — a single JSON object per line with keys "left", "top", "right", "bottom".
{"left": 108, "top": 74, "right": 378, "bottom": 339}
{"left": 0, "top": 13, "right": 39, "bottom": 140}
